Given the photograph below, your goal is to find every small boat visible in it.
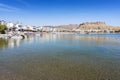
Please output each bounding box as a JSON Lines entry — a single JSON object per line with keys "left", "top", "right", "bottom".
{"left": 51, "top": 32, "right": 56, "bottom": 34}
{"left": 79, "top": 31, "right": 89, "bottom": 34}
{"left": 11, "top": 35, "right": 25, "bottom": 39}
{"left": 11, "top": 35, "right": 23, "bottom": 39}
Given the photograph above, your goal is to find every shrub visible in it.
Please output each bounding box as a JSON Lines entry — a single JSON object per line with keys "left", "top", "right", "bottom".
{"left": 0, "top": 24, "right": 7, "bottom": 34}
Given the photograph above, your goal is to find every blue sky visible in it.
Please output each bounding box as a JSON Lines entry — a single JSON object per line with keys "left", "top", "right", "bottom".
{"left": 0, "top": 0, "right": 120, "bottom": 26}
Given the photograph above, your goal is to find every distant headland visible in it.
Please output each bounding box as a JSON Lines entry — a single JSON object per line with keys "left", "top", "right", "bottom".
{"left": 0, "top": 20, "right": 120, "bottom": 34}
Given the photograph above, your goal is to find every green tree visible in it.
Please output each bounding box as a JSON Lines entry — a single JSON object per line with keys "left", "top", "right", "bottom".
{"left": 0, "top": 24, "right": 7, "bottom": 34}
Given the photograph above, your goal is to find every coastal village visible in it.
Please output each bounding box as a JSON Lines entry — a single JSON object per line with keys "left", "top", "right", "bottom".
{"left": 0, "top": 20, "right": 120, "bottom": 39}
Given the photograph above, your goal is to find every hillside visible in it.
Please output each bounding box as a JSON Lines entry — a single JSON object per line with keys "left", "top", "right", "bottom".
{"left": 76, "top": 22, "right": 120, "bottom": 32}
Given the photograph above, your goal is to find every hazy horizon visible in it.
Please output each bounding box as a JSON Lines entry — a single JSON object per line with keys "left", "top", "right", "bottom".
{"left": 0, "top": 0, "right": 120, "bottom": 26}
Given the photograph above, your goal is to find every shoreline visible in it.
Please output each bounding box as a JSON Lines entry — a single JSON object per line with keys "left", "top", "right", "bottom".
{"left": 0, "top": 32, "right": 120, "bottom": 39}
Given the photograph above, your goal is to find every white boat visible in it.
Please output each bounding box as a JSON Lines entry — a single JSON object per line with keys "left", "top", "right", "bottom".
{"left": 11, "top": 35, "right": 23, "bottom": 39}
{"left": 79, "top": 31, "right": 89, "bottom": 34}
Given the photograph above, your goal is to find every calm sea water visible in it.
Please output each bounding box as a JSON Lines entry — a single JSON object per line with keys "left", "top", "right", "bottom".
{"left": 0, "top": 33, "right": 120, "bottom": 80}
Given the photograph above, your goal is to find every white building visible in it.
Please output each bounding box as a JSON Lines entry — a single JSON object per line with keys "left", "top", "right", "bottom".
{"left": 6, "top": 22, "right": 14, "bottom": 29}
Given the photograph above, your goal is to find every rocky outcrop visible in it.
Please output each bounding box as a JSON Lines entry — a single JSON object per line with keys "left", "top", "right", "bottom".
{"left": 76, "top": 22, "right": 120, "bottom": 32}
{"left": 78, "top": 22, "right": 109, "bottom": 30}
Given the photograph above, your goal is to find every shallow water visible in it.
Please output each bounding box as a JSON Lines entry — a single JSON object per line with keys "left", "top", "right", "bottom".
{"left": 0, "top": 33, "right": 120, "bottom": 80}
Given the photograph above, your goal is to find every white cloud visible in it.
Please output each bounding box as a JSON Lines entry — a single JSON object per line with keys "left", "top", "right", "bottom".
{"left": 0, "top": 3, "right": 19, "bottom": 12}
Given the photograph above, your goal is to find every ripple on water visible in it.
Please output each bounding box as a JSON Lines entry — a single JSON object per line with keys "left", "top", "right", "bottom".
{"left": 0, "top": 33, "right": 120, "bottom": 80}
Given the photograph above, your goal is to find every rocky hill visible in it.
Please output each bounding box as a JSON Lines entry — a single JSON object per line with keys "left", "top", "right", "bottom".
{"left": 50, "top": 22, "right": 120, "bottom": 32}
{"left": 77, "top": 22, "right": 120, "bottom": 32}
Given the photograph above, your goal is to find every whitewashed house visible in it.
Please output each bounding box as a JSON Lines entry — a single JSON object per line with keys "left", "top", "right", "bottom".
{"left": 6, "top": 22, "right": 15, "bottom": 31}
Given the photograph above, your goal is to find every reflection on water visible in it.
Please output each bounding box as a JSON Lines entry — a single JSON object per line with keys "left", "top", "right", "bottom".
{"left": 1, "top": 33, "right": 120, "bottom": 49}
{"left": 0, "top": 33, "right": 120, "bottom": 80}
{"left": 0, "top": 39, "right": 8, "bottom": 49}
